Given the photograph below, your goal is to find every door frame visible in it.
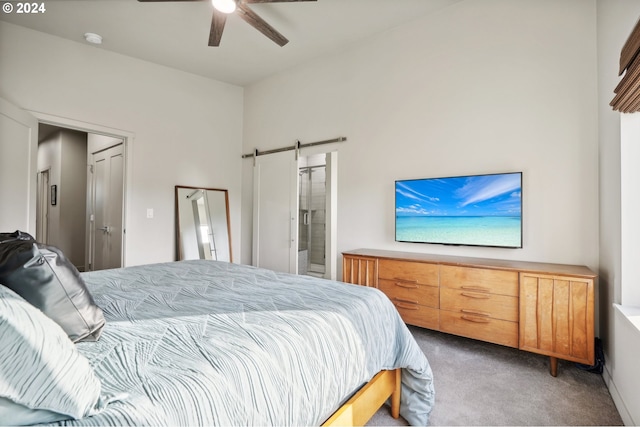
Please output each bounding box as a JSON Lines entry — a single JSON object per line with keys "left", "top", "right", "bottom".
{"left": 0, "top": 97, "right": 38, "bottom": 233}
{"left": 36, "top": 168, "right": 50, "bottom": 244}
{"left": 30, "top": 111, "right": 133, "bottom": 268}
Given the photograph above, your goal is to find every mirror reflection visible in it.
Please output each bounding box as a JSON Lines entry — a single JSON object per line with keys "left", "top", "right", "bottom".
{"left": 175, "top": 186, "right": 232, "bottom": 262}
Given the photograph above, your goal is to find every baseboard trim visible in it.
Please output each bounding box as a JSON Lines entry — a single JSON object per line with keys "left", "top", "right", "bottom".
{"left": 602, "top": 358, "right": 633, "bottom": 426}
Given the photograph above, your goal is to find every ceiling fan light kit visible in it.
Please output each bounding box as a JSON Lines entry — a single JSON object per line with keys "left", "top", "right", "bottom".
{"left": 138, "top": 0, "right": 317, "bottom": 47}
{"left": 211, "top": 0, "right": 236, "bottom": 14}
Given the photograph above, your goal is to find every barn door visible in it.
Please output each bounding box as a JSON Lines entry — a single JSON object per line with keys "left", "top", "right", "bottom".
{"left": 252, "top": 151, "right": 299, "bottom": 274}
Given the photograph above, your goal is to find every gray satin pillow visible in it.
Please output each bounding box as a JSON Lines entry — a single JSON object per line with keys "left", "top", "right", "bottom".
{"left": 0, "top": 231, "right": 105, "bottom": 342}
{"left": 0, "top": 286, "right": 105, "bottom": 425}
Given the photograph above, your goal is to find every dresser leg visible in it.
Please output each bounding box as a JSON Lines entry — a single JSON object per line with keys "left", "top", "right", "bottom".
{"left": 549, "top": 356, "right": 558, "bottom": 377}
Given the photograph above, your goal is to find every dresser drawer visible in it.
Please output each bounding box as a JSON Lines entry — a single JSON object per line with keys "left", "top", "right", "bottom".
{"left": 440, "top": 265, "right": 518, "bottom": 296}
{"left": 393, "top": 303, "right": 439, "bottom": 330}
{"left": 379, "top": 279, "right": 439, "bottom": 308}
{"left": 378, "top": 259, "right": 439, "bottom": 286}
{"left": 440, "top": 310, "right": 518, "bottom": 348}
{"left": 440, "top": 287, "right": 517, "bottom": 322}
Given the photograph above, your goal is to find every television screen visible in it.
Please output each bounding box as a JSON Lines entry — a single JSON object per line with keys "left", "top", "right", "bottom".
{"left": 395, "top": 172, "right": 522, "bottom": 248}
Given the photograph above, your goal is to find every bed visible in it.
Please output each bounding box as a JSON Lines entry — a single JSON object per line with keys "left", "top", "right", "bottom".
{"left": 1, "top": 258, "right": 435, "bottom": 426}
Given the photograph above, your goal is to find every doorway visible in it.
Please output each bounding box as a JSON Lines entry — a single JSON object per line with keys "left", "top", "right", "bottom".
{"left": 36, "top": 123, "right": 125, "bottom": 271}
{"left": 298, "top": 154, "right": 327, "bottom": 277}
{"left": 252, "top": 148, "right": 338, "bottom": 280}
{"left": 0, "top": 100, "right": 128, "bottom": 269}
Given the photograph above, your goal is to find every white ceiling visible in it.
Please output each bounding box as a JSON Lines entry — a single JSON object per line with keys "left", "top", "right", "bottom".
{"left": 1, "top": 0, "right": 461, "bottom": 86}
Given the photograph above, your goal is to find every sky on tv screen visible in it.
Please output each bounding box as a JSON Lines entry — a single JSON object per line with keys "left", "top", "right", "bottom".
{"left": 396, "top": 173, "right": 522, "bottom": 218}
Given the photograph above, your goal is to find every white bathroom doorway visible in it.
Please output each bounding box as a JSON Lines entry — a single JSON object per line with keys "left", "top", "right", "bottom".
{"left": 298, "top": 154, "right": 327, "bottom": 278}
{"left": 252, "top": 147, "right": 338, "bottom": 280}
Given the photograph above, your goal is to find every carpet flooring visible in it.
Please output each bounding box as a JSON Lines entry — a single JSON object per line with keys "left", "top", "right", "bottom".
{"left": 369, "top": 326, "right": 623, "bottom": 426}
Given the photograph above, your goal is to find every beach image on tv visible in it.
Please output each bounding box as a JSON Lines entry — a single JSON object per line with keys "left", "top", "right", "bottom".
{"left": 395, "top": 172, "right": 522, "bottom": 248}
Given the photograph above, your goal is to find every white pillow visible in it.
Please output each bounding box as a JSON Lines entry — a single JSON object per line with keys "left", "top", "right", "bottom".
{"left": 0, "top": 285, "right": 104, "bottom": 425}
{"left": 0, "top": 397, "right": 67, "bottom": 425}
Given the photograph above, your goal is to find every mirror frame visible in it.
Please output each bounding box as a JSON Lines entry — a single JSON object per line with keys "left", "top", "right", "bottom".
{"left": 174, "top": 185, "right": 232, "bottom": 262}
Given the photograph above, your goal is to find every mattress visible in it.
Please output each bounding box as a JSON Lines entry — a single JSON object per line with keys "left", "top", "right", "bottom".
{"left": 49, "top": 260, "right": 435, "bottom": 426}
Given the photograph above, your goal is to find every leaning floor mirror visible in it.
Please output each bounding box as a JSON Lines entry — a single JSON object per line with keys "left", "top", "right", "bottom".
{"left": 175, "top": 186, "right": 232, "bottom": 262}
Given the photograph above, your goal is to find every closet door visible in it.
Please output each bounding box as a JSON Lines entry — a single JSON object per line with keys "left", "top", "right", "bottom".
{"left": 90, "top": 143, "right": 124, "bottom": 270}
{"left": 252, "top": 151, "right": 298, "bottom": 274}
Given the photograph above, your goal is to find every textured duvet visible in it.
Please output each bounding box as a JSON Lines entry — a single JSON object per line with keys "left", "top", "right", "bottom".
{"left": 50, "top": 260, "right": 435, "bottom": 426}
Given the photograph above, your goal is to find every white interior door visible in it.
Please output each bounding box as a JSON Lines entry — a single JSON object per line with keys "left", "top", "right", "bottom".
{"left": 91, "top": 143, "right": 124, "bottom": 270}
{"left": 0, "top": 98, "right": 38, "bottom": 233}
{"left": 252, "top": 151, "right": 298, "bottom": 273}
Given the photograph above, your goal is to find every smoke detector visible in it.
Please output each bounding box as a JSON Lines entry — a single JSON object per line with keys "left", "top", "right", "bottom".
{"left": 84, "top": 33, "right": 103, "bottom": 45}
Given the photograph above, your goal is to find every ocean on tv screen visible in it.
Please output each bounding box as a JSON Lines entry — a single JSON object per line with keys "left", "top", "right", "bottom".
{"left": 395, "top": 215, "right": 521, "bottom": 247}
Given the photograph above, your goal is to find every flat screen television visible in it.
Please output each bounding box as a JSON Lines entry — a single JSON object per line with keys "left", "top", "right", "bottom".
{"left": 395, "top": 172, "right": 522, "bottom": 248}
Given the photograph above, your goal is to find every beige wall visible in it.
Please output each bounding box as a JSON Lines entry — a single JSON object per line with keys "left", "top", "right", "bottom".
{"left": 243, "top": 0, "right": 599, "bottom": 271}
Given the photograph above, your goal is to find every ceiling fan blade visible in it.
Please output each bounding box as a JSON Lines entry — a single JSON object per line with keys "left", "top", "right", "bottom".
{"left": 209, "top": 9, "right": 227, "bottom": 46}
{"left": 236, "top": 3, "right": 289, "bottom": 46}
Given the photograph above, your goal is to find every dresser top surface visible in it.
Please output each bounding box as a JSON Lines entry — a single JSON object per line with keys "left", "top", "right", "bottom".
{"left": 342, "top": 249, "right": 597, "bottom": 278}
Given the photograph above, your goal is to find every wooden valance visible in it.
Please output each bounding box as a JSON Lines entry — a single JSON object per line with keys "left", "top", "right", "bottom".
{"left": 611, "top": 17, "right": 640, "bottom": 113}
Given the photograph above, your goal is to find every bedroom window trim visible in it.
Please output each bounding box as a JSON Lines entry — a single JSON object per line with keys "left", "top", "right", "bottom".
{"left": 611, "top": 15, "right": 640, "bottom": 328}
{"left": 620, "top": 113, "right": 640, "bottom": 312}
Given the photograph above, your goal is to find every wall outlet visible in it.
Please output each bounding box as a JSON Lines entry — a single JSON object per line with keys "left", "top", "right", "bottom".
{"left": 146, "top": 208, "right": 154, "bottom": 219}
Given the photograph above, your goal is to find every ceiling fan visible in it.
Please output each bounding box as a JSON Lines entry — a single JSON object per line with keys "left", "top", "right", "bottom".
{"left": 138, "top": 0, "right": 317, "bottom": 47}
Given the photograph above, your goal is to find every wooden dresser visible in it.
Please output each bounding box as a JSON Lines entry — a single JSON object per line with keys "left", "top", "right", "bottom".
{"left": 342, "top": 249, "right": 597, "bottom": 376}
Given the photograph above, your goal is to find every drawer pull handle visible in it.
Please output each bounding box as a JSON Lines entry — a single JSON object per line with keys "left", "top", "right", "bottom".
{"left": 461, "top": 292, "right": 491, "bottom": 299}
{"left": 461, "top": 309, "right": 490, "bottom": 317}
{"left": 394, "top": 297, "right": 418, "bottom": 305}
{"left": 461, "top": 286, "right": 489, "bottom": 293}
{"left": 461, "top": 315, "right": 490, "bottom": 323}
{"left": 395, "top": 302, "right": 419, "bottom": 310}
{"left": 395, "top": 282, "right": 418, "bottom": 289}
{"left": 393, "top": 278, "right": 418, "bottom": 283}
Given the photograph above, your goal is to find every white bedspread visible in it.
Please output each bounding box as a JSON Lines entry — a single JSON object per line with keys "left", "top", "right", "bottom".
{"left": 49, "top": 260, "right": 435, "bottom": 426}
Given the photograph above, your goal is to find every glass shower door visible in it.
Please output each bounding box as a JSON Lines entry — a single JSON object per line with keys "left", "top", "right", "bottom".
{"left": 298, "top": 156, "right": 326, "bottom": 277}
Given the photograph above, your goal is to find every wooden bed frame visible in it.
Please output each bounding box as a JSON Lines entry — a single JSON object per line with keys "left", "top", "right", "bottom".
{"left": 322, "top": 368, "right": 401, "bottom": 426}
